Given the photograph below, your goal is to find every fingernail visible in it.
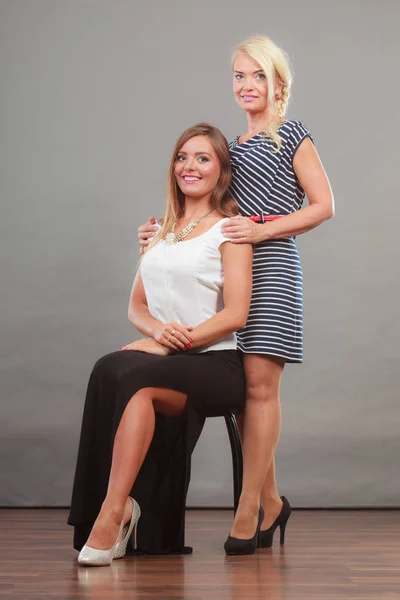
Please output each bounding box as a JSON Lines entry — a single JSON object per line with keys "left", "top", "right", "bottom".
{"left": 190, "top": 338, "right": 194, "bottom": 342}
{"left": 188, "top": 343, "right": 192, "bottom": 348}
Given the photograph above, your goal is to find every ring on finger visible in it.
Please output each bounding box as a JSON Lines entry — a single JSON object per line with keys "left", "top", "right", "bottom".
{"left": 171, "top": 329, "right": 175, "bottom": 337}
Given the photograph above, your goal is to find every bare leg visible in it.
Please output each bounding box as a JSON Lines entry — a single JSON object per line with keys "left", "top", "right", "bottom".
{"left": 236, "top": 412, "right": 283, "bottom": 531}
{"left": 259, "top": 458, "right": 283, "bottom": 529}
{"left": 230, "top": 354, "right": 284, "bottom": 539}
{"left": 85, "top": 386, "right": 187, "bottom": 550}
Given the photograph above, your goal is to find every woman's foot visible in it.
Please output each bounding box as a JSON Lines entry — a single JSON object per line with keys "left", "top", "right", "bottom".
{"left": 260, "top": 495, "right": 283, "bottom": 531}
{"left": 224, "top": 507, "right": 264, "bottom": 555}
{"left": 85, "top": 503, "right": 124, "bottom": 551}
{"left": 78, "top": 498, "right": 141, "bottom": 566}
{"left": 230, "top": 495, "right": 284, "bottom": 539}
{"left": 78, "top": 502, "right": 126, "bottom": 566}
{"left": 85, "top": 496, "right": 134, "bottom": 551}
{"left": 229, "top": 501, "right": 260, "bottom": 539}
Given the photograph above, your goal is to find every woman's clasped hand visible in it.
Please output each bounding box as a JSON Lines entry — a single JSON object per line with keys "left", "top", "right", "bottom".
{"left": 121, "top": 322, "right": 194, "bottom": 354}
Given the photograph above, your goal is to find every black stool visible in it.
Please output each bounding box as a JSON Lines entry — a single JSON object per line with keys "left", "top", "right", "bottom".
{"left": 223, "top": 412, "right": 243, "bottom": 513}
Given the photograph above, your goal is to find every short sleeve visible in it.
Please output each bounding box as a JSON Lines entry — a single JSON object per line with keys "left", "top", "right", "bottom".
{"left": 213, "top": 218, "right": 232, "bottom": 249}
{"left": 286, "top": 121, "right": 314, "bottom": 163}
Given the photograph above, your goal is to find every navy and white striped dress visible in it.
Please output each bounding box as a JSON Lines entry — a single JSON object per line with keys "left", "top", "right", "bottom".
{"left": 229, "top": 120, "right": 313, "bottom": 363}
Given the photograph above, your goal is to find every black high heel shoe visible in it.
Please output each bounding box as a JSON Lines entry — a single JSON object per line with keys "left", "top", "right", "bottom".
{"left": 258, "top": 496, "right": 291, "bottom": 548}
{"left": 224, "top": 507, "right": 264, "bottom": 555}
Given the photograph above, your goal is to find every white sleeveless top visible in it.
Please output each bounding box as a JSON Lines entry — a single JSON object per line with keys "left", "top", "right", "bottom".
{"left": 140, "top": 218, "right": 236, "bottom": 353}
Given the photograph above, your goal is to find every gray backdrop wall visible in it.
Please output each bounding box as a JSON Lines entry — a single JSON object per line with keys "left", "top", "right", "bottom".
{"left": 1, "top": 0, "right": 399, "bottom": 507}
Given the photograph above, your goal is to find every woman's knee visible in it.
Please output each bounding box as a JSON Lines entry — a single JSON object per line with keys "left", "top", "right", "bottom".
{"left": 246, "top": 381, "right": 280, "bottom": 405}
{"left": 91, "top": 351, "right": 139, "bottom": 383}
{"left": 244, "top": 356, "right": 284, "bottom": 405}
{"left": 92, "top": 351, "right": 119, "bottom": 374}
{"left": 125, "top": 387, "right": 186, "bottom": 417}
{"left": 132, "top": 388, "right": 154, "bottom": 403}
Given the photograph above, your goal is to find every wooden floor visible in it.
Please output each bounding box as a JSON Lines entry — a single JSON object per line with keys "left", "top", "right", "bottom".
{"left": 0, "top": 509, "right": 399, "bottom": 599}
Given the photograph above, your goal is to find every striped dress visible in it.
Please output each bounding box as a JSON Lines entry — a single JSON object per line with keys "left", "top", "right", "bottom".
{"left": 229, "top": 120, "right": 313, "bottom": 363}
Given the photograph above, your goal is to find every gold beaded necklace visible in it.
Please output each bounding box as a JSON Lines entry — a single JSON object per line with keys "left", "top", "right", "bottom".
{"left": 165, "top": 209, "right": 214, "bottom": 245}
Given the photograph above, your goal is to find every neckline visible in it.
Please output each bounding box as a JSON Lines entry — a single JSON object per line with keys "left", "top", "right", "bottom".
{"left": 163, "top": 218, "right": 226, "bottom": 245}
{"left": 234, "top": 120, "right": 289, "bottom": 147}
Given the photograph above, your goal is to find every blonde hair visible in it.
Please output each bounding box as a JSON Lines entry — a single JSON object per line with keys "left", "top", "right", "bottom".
{"left": 233, "top": 35, "right": 293, "bottom": 151}
{"left": 147, "top": 123, "right": 239, "bottom": 252}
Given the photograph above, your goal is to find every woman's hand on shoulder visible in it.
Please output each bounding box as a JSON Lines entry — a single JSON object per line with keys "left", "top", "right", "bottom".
{"left": 120, "top": 338, "right": 170, "bottom": 356}
{"left": 221, "top": 215, "right": 265, "bottom": 244}
{"left": 138, "top": 216, "right": 160, "bottom": 255}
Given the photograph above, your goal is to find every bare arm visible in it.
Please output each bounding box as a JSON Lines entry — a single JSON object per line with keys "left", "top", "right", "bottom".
{"left": 189, "top": 241, "right": 253, "bottom": 350}
{"left": 128, "top": 270, "right": 162, "bottom": 338}
{"left": 222, "top": 138, "right": 334, "bottom": 244}
{"left": 262, "top": 138, "right": 334, "bottom": 238}
{"left": 128, "top": 270, "right": 193, "bottom": 350}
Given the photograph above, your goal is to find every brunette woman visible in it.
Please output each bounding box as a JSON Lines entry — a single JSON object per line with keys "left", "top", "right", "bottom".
{"left": 68, "top": 123, "right": 252, "bottom": 564}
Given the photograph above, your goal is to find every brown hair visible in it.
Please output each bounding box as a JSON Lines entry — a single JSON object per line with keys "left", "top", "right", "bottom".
{"left": 148, "top": 123, "right": 238, "bottom": 251}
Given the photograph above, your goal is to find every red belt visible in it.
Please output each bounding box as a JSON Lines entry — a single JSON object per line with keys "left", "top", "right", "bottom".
{"left": 248, "top": 215, "right": 284, "bottom": 223}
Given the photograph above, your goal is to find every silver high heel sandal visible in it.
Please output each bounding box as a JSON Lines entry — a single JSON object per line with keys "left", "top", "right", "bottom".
{"left": 78, "top": 498, "right": 141, "bottom": 566}
{"left": 78, "top": 520, "right": 125, "bottom": 567}
{"left": 113, "top": 497, "right": 141, "bottom": 559}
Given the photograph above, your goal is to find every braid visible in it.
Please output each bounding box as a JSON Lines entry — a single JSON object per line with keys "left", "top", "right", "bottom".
{"left": 266, "top": 82, "right": 291, "bottom": 152}
{"left": 276, "top": 83, "right": 290, "bottom": 119}
{"left": 276, "top": 98, "right": 284, "bottom": 119}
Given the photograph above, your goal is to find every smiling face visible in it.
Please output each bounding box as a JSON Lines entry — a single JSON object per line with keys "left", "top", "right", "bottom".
{"left": 233, "top": 52, "right": 271, "bottom": 114}
{"left": 174, "top": 135, "right": 221, "bottom": 200}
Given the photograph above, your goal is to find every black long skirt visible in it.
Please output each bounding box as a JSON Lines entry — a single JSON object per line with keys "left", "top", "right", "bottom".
{"left": 68, "top": 349, "right": 245, "bottom": 554}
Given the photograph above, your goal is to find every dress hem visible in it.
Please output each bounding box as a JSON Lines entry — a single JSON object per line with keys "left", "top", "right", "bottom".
{"left": 238, "top": 348, "right": 303, "bottom": 363}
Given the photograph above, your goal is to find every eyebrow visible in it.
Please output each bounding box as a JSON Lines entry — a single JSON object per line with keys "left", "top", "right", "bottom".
{"left": 177, "top": 151, "right": 212, "bottom": 156}
{"left": 233, "top": 69, "right": 264, "bottom": 75}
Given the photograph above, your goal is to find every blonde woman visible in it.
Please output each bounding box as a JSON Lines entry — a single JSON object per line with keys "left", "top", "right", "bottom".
{"left": 139, "top": 35, "right": 334, "bottom": 555}
{"left": 68, "top": 123, "right": 252, "bottom": 564}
